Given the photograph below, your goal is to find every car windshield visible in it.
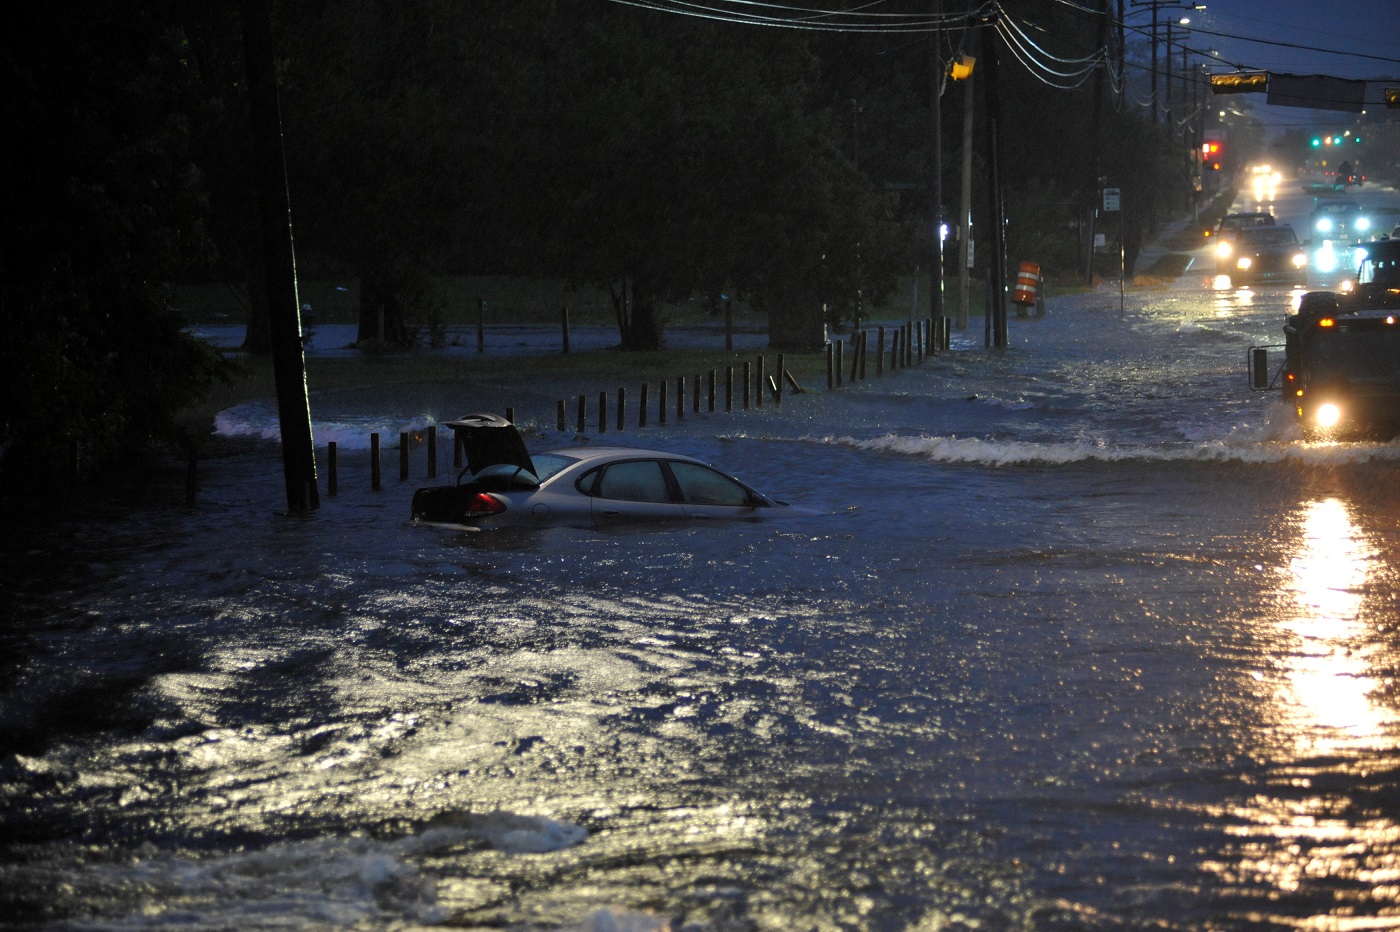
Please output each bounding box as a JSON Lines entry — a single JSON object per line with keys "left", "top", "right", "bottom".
{"left": 1245, "top": 228, "right": 1298, "bottom": 246}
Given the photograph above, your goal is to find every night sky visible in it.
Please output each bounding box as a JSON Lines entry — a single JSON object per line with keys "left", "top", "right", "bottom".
{"left": 1163, "top": 0, "right": 1399, "bottom": 133}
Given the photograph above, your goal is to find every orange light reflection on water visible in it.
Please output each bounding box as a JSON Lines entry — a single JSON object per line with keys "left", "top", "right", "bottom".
{"left": 1205, "top": 498, "right": 1400, "bottom": 927}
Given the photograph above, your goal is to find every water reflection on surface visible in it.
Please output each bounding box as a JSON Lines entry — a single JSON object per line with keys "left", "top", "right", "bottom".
{"left": 1282, "top": 499, "right": 1386, "bottom": 750}
{"left": 1206, "top": 497, "right": 1400, "bottom": 927}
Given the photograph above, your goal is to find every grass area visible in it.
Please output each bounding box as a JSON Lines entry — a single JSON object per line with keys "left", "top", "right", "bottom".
{"left": 174, "top": 268, "right": 1074, "bottom": 435}
{"left": 186, "top": 343, "right": 838, "bottom": 434}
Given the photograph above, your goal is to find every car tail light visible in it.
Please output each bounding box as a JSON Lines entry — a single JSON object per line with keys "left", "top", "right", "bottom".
{"left": 464, "top": 493, "right": 506, "bottom": 515}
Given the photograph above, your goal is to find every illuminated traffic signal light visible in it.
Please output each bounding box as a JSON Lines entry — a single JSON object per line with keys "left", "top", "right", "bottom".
{"left": 1201, "top": 141, "right": 1222, "bottom": 170}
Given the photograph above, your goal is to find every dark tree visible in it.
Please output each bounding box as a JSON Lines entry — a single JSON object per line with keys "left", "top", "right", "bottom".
{"left": 0, "top": 3, "right": 230, "bottom": 505}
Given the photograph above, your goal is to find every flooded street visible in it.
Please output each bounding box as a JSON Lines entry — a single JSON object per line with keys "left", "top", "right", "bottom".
{"left": 6, "top": 214, "right": 1400, "bottom": 928}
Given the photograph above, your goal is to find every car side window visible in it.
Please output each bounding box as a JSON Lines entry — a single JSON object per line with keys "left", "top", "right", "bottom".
{"left": 595, "top": 460, "right": 672, "bottom": 503}
{"left": 670, "top": 461, "right": 752, "bottom": 507}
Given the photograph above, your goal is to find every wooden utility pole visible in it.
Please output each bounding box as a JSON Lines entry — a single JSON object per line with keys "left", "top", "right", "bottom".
{"left": 982, "top": 13, "right": 1008, "bottom": 348}
{"left": 957, "top": 22, "right": 976, "bottom": 330}
{"left": 1087, "top": 0, "right": 1110, "bottom": 284}
{"left": 240, "top": 0, "right": 319, "bottom": 512}
{"left": 929, "top": 0, "right": 945, "bottom": 327}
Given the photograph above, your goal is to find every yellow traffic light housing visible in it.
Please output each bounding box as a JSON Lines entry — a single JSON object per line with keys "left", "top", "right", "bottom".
{"left": 949, "top": 55, "right": 975, "bottom": 81}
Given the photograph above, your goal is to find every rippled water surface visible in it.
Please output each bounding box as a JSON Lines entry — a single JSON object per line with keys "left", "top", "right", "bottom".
{"left": 5, "top": 273, "right": 1400, "bottom": 930}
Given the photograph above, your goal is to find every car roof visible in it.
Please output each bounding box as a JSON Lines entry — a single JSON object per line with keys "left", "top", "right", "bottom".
{"left": 1241, "top": 225, "right": 1297, "bottom": 241}
{"left": 539, "top": 446, "right": 708, "bottom": 466}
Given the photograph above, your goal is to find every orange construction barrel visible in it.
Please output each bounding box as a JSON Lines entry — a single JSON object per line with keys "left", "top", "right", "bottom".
{"left": 1011, "top": 261, "right": 1040, "bottom": 305}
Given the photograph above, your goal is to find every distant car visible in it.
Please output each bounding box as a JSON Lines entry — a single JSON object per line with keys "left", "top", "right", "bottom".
{"left": 1220, "top": 224, "right": 1307, "bottom": 285}
{"left": 411, "top": 414, "right": 790, "bottom": 531}
{"left": 1309, "top": 198, "right": 1367, "bottom": 243}
{"left": 1207, "top": 211, "right": 1275, "bottom": 244}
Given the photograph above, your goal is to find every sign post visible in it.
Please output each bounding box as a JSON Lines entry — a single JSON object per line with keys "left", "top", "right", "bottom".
{"left": 1103, "top": 187, "right": 1123, "bottom": 316}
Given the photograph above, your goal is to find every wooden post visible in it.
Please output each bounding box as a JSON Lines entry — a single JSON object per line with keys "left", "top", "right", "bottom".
{"left": 639, "top": 383, "right": 648, "bottom": 428}
{"left": 599, "top": 390, "right": 607, "bottom": 433}
{"left": 577, "top": 394, "right": 586, "bottom": 434}
{"left": 185, "top": 440, "right": 197, "bottom": 507}
{"left": 399, "top": 432, "right": 409, "bottom": 481}
{"left": 755, "top": 355, "right": 765, "bottom": 408}
{"left": 561, "top": 305, "right": 570, "bottom": 353}
{"left": 916, "top": 320, "right": 924, "bottom": 363}
{"left": 371, "top": 433, "right": 381, "bottom": 491}
{"left": 775, "top": 353, "right": 785, "bottom": 406}
{"left": 677, "top": 375, "right": 685, "bottom": 420}
{"left": 891, "top": 330, "right": 900, "bottom": 371}
{"left": 725, "top": 366, "right": 734, "bottom": 412}
{"left": 327, "top": 441, "right": 338, "bottom": 497}
{"left": 427, "top": 426, "right": 437, "bottom": 479}
{"left": 859, "top": 331, "right": 868, "bottom": 380}
{"left": 850, "top": 333, "right": 861, "bottom": 383}
{"left": 707, "top": 370, "right": 716, "bottom": 412}
{"left": 659, "top": 379, "right": 668, "bottom": 425}
{"left": 557, "top": 399, "right": 566, "bottom": 431}
{"left": 836, "top": 339, "right": 844, "bottom": 387}
{"left": 826, "top": 342, "right": 834, "bottom": 390}
{"left": 876, "top": 326, "right": 886, "bottom": 376}
{"left": 617, "top": 387, "right": 626, "bottom": 431}
{"left": 743, "top": 361, "right": 752, "bottom": 409}
{"left": 693, "top": 374, "right": 701, "bottom": 413}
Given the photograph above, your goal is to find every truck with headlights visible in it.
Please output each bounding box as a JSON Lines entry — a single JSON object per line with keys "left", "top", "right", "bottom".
{"left": 1249, "top": 240, "right": 1400, "bottom": 439}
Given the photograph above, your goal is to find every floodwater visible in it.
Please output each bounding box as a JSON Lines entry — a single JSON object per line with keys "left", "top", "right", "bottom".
{"left": 5, "top": 267, "right": 1400, "bottom": 930}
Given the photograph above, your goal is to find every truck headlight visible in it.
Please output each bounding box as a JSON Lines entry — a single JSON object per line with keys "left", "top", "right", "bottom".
{"left": 1316, "top": 217, "right": 1334, "bottom": 234}
{"left": 1236, "top": 257, "right": 1253, "bottom": 270}
{"left": 1216, "top": 241, "right": 1233, "bottom": 259}
{"left": 1316, "top": 403, "right": 1342, "bottom": 428}
{"left": 1292, "top": 252, "right": 1308, "bottom": 269}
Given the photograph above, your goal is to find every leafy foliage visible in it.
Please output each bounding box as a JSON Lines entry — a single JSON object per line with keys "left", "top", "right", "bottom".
{"left": 0, "top": 5, "right": 230, "bottom": 505}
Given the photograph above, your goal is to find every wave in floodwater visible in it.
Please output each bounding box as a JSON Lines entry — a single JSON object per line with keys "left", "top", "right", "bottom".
{"left": 214, "top": 404, "right": 439, "bottom": 452}
{"left": 834, "top": 429, "right": 1400, "bottom": 467}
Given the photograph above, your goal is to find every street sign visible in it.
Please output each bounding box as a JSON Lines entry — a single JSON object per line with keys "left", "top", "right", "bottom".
{"left": 1103, "top": 188, "right": 1121, "bottom": 212}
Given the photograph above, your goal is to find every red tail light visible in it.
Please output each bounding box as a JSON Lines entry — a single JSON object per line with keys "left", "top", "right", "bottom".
{"left": 464, "top": 493, "right": 506, "bottom": 515}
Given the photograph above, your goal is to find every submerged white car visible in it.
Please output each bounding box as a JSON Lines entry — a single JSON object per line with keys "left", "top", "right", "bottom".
{"left": 411, "top": 414, "right": 789, "bottom": 530}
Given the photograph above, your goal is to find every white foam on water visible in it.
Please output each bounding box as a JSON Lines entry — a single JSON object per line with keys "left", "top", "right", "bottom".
{"left": 419, "top": 809, "right": 589, "bottom": 854}
{"left": 823, "top": 430, "right": 1400, "bottom": 468}
{"left": 48, "top": 812, "right": 589, "bottom": 929}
